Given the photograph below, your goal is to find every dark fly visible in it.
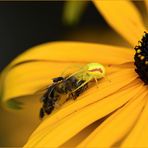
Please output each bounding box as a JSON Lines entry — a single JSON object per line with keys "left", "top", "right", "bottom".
{"left": 39, "top": 76, "right": 88, "bottom": 118}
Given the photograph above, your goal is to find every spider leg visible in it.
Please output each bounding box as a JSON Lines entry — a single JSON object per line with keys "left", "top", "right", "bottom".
{"left": 94, "top": 76, "right": 99, "bottom": 88}
{"left": 60, "top": 64, "right": 83, "bottom": 77}
{"left": 104, "top": 75, "right": 111, "bottom": 83}
{"left": 72, "top": 77, "right": 92, "bottom": 93}
{"left": 64, "top": 68, "right": 85, "bottom": 80}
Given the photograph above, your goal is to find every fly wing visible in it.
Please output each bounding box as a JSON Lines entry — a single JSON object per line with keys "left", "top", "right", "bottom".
{"left": 34, "top": 85, "right": 50, "bottom": 95}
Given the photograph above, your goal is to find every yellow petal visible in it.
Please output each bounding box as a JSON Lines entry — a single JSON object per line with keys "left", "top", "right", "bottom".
{"left": 60, "top": 120, "right": 100, "bottom": 148}
{"left": 0, "top": 42, "right": 133, "bottom": 108}
{"left": 24, "top": 72, "right": 140, "bottom": 147}
{"left": 121, "top": 91, "right": 148, "bottom": 147}
{"left": 77, "top": 88, "right": 147, "bottom": 147}
{"left": 93, "top": 0, "right": 146, "bottom": 46}
{"left": 5, "top": 42, "right": 133, "bottom": 68}
{"left": 0, "top": 95, "right": 41, "bottom": 146}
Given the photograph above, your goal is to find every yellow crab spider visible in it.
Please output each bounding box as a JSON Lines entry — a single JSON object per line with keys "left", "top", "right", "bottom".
{"left": 67, "top": 63, "right": 106, "bottom": 92}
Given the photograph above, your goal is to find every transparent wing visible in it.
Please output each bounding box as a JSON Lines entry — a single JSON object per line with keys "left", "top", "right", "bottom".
{"left": 34, "top": 85, "right": 50, "bottom": 95}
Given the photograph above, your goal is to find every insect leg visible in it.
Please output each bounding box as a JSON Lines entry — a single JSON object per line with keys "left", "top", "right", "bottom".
{"left": 46, "top": 84, "right": 57, "bottom": 98}
{"left": 69, "top": 92, "right": 77, "bottom": 100}
{"left": 54, "top": 102, "right": 60, "bottom": 108}
{"left": 39, "top": 108, "right": 45, "bottom": 118}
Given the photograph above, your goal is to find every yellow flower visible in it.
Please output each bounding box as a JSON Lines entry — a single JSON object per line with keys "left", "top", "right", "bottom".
{"left": 93, "top": 0, "right": 147, "bottom": 47}
{"left": 0, "top": 1, "right": 147, "bottom": 147}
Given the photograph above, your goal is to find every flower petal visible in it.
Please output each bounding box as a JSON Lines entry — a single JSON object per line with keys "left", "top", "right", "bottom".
{"left": 60, "top": 120, "right": 101, "bottom": 147}
{"left": 0, "top": 95, "right": 41, "bottom": 146}
{"left": 77, "top": 88, "right": 147, "bottom": 147}
{"left": 121, "top": 91, "right": 148, "bottom": 147}
{"left": 5, "top": 42, "right": 133, "bottom": 68}
{"left": 24, "top": 70, "right": 139, "bottom": 147}
{"left": 93, "top": 0, "right": 146, "bottom": 46}
{"left": 0, "top": 42, "right": 133, "bottom": 108}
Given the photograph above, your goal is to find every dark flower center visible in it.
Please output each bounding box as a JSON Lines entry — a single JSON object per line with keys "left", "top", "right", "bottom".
{"left": 134, "top": 31, "right": 148, "bottom": 84}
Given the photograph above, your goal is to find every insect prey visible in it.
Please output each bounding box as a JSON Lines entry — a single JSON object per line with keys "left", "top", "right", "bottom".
{"left": 39, "top": 63, "right": 105, "bottom": 118}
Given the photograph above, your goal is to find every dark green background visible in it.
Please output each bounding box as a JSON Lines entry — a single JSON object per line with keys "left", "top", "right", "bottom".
{"left": 0, "top": 1, "right": 109, "bottom": 71}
